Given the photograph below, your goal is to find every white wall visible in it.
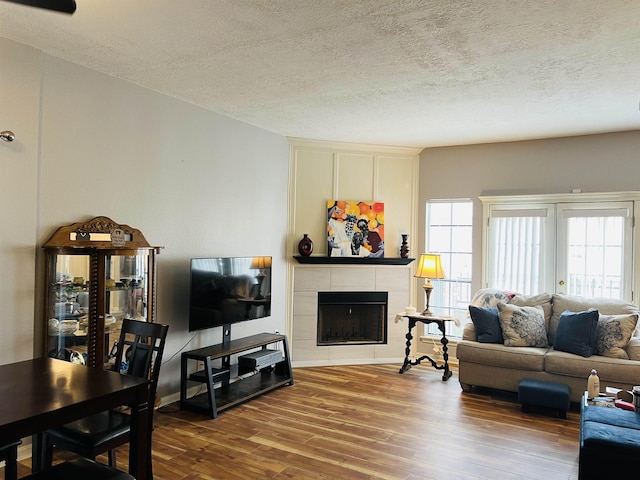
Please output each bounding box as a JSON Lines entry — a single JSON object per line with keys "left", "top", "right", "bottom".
{"left": 418, "top": 131, "right": 640, "bottom": 295}
{"left": 1, "top": 38, "right": 290, "bottom": 398}
{"left": 0, "top": 39, "right": 41, "bottom": 364}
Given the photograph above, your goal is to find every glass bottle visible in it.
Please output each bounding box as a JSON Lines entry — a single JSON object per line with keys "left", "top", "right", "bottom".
{"left": 587, "top": 369, "right": 600, "bottom": 399}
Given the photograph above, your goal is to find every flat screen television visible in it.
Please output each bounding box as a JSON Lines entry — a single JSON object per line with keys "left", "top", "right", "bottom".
{"left": 188, "top": 256, "right": 272, "bottom": 332}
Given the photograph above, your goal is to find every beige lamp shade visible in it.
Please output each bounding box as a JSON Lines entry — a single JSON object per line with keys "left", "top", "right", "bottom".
{"left": 414, "top": 253, "right": 445, "bottom": 280}
{"left": 250, "top": 256, "right": 272, "bottom": 269}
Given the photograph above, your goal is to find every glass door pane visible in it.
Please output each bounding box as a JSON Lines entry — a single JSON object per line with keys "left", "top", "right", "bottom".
{"left": 486, "top": 204, "right": 555, "bottom": 295}
{"left": 46, "top": 254, "right": 91, "bottom": 362}
{"left": 104, "top": 253, "right": 151, "bottom": 368}
{"left": 557, "top": 202, "right": 632, "bottom": 299}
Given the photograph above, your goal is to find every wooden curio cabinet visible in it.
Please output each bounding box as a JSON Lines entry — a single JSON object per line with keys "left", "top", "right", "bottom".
{"left": 42, "top": 216, "right": 161, "bottom": 368}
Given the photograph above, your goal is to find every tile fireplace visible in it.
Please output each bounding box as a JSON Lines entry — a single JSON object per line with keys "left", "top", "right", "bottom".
{"left": 291, "top": 265, "right": 411, "bottom": 366}
{"left": 317, "top": 291, "right": 388, "bottom": 345}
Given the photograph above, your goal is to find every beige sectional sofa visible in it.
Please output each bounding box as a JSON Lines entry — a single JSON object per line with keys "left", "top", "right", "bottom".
{"left": 456, "top": 292, "right": 640, "bottom": 403}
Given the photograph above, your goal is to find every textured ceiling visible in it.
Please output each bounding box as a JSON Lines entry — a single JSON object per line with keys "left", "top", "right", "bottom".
{"left": 1, "top": 0, "right": 640, "bottom": 148}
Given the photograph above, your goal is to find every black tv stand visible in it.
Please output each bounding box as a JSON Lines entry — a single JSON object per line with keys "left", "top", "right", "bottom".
{"left": 179, "top": 332, "right": 293, "bottom": 418}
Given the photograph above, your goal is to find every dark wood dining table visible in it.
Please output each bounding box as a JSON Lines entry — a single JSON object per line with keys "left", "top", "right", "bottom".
{"left": 0, "top": 357, "right": 151, "bottom": 479}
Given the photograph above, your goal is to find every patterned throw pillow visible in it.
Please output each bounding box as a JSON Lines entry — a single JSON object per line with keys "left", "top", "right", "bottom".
{"left": 595, "top": 313, "right": 639, "bottom": 359}
{"left": 497, "top": 301, "right": 549, "bottom": 347}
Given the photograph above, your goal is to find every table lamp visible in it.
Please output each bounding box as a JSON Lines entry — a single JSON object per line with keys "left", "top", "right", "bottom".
{"left": 414, "top": 253, "right": 445, "bottom": 315}
{"left": 250, "top": 256, "right": 272, "bottom": 300}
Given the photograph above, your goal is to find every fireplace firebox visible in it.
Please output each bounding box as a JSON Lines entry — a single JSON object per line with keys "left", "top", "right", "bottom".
{"left": 317, "top": 291, "right": 388, "bottom": 346}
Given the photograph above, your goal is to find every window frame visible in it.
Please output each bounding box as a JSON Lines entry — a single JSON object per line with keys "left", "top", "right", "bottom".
{"left": 424, "top": 199, "right": 473, "bottom": 338}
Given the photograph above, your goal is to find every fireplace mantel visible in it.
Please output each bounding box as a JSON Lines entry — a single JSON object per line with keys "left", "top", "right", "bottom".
{"left": 293, "top": 256, "right": 414, "bottom": 265}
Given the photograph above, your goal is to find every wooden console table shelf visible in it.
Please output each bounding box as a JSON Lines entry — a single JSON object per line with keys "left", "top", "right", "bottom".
{"left": 180, "top": 332, "right": 293, "bottom": 418}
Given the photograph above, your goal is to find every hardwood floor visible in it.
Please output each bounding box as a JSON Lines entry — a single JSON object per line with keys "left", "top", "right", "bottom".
{"left": 14, "top": 364, "right": 580, "bottom": 479}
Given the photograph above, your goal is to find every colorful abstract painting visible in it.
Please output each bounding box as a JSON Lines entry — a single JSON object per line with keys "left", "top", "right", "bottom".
{"left": 327, "top": 200, "right": 384, "bottom": 257}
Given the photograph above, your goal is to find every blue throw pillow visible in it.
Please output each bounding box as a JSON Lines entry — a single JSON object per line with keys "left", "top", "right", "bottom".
{"left": 554, "top": 309, "right": 599, "bottom": 357}
{"left": 469, "top": 305, "right": 503, "bottom": 343}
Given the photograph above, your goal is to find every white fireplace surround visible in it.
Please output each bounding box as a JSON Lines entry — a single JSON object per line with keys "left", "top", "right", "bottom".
{"left": 291, "top": 264, "right": 411, "bottom": 367}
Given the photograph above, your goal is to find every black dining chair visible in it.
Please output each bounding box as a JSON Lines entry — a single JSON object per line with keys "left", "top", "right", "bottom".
{"left": 0, "top": 442, "right": 19, "bottom": 480}
{"left": 41, "top": 318, "right": 169, "bottom": 473}
{"left": 21, "top": 457, "right": 134, "bottom": 480}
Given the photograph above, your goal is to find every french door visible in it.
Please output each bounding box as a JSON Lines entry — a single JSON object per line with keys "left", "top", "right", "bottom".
{"left": 483, "top": 194, "right": 636, "bottom": 301}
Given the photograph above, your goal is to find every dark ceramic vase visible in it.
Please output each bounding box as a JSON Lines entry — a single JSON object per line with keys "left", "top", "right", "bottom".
{"left": 400, "top": 234, "right": 409, "bottom": 258}
{"left": 298, "top": 234, "right": 314, "bottom": 256}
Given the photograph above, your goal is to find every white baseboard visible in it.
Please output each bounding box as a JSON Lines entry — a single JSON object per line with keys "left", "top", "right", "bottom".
{"left": 291, "top": 357, "right": 404, "bottom": 368}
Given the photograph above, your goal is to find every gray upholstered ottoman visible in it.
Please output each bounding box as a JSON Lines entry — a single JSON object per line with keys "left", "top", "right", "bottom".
{"left": 518, "top": 378, "right": 571, "bottom": 419}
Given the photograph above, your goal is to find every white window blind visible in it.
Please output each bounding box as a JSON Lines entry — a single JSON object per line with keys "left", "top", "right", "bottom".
{"left": 486, "top": 205, "right": 554, "bottom": 295}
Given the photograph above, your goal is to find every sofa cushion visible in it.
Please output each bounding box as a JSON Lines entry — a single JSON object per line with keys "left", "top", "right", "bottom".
{"left": 626, "top": 338, "right": 640, "bottom": 361}
{"left": 544, "top": 349, "right": 640, "bottom": 384}
{"left": 468, "top": 306, "right": 502, "bottom": 343}
{"left": 456, "top": 340, "right": 547, "bottom": 371}
{"left": 497, "top": 302, "right": 549, "bottom": 347}
{"left": 462, "top": 322, "right": 477, "bottom": 342}
{"left": 581, "top": 421, "right": 640, "bottom": 456}
{"left": 554, "top": 309, "right": 599, "bottom": 357}
{"left": 583, "top": 404, "right": 640, "bottom": 429}
{"left": 550, "top": 294, "right": 639, "bottom": 345}
{"left": 595, "top": 313, "right": 639, "bottom": 359}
